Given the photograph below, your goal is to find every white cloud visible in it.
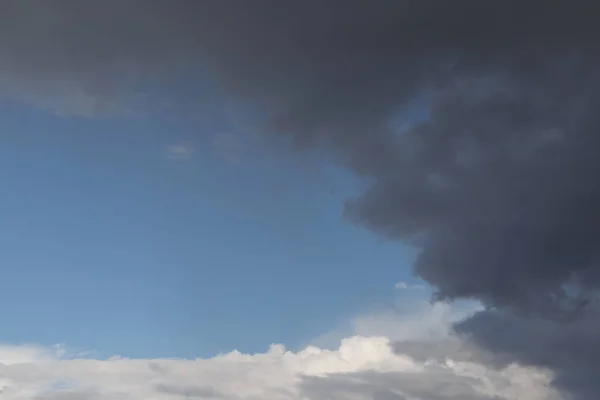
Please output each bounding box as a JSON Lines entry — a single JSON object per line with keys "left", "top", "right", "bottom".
{"left": 0, "top": 303, "right": 560, "bottom": 400}
{"left": 310, "top": 299, "right": 479, "bottom": 350}
{"left": 351, "top": 302, "right": 478, "bottom": 343}
{"left": 394, "top": 282, "right": 425, "bottom": 290}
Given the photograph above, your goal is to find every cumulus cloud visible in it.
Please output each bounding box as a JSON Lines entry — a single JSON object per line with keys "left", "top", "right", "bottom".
{"left": 313, "top": 295, "right": 481, "bottom": 350}
{"left": 0, "top": 305, "right": 558, "bottom": 400}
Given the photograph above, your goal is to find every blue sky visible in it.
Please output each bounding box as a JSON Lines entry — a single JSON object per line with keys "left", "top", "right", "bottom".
{"left": 0, "top": 99, "right": 418, "bottom": 359}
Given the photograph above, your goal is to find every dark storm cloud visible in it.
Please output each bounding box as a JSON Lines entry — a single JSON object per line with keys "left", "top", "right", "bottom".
{"left": 455, "top": 302, "right": 600, "bottom": 399}
{"left": 2, "top": 0, "right": 600, "bottom": 398}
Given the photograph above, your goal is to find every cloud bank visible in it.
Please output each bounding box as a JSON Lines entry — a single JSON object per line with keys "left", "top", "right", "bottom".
{"left": 0, "top": 303, "right": 558, "bottom": 400}
{"left": 1, "top": 1, "right": 600, "bottom": 397}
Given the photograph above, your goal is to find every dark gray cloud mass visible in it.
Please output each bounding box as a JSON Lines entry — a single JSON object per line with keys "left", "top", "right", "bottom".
{"left": 2, "top": 0, "right": 600, "bottom": 398}
{"left": 455, "top": 304, "right": 600, "bottom": 399}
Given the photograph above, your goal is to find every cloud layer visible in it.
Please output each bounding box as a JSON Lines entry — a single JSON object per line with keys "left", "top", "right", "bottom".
{"left": 0, "top": 304, "right": 558, "bottom": 400}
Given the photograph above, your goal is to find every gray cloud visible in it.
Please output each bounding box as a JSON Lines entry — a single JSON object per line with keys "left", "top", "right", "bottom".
{"left": 2, "top": 1, "right": 600, "bottom": 398}
{"left": 391, "top": 338, "right": 508, "bottom": 369}
{"left": 301, "top": 371, "right": 502, "bottom": 400}
{"left": 36, "top": 390, "right": 130, "bottom": 400}
{"left": 155, "top": 383, "right": 222, "bottom": 398}
{"left": 455, "top": 302, "right": 600, "bottom": 400}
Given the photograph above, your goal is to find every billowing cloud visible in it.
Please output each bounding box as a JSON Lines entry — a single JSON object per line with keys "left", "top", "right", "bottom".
{"left": 0, "top": 304, "right": 558, "bottom": 400}
{"left": 455, "top": 302, "right": 600, "bottom": 400}
{"left": 312, "top": 296, "right": 481, "bottom": 349}
{"left": 1, "top": 2, "right": 600, "bottom": 397}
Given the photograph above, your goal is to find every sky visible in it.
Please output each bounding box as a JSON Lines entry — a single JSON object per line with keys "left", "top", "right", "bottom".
{"left": 1, "top": 1, "right": 600, "bottom": 399}
{"left": 0, "top": 99, "right": 418, "bottom": 358}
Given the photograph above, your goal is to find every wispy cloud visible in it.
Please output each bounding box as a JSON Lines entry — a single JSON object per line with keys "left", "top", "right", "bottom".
{"left": 166, "top": 142, "right": 195, "bottom": 161}
{"left": 394, "top": 281, "right": 425, "bottom": 290}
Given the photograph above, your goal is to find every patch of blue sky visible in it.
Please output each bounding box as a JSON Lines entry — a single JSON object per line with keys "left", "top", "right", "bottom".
{"left": 0, "top": 98, "right": 416, "bottom": 359}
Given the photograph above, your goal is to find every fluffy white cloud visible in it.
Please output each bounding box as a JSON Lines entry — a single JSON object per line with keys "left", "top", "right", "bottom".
{"left": 0, "top": 302, "right": 560, "bottom": 400}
